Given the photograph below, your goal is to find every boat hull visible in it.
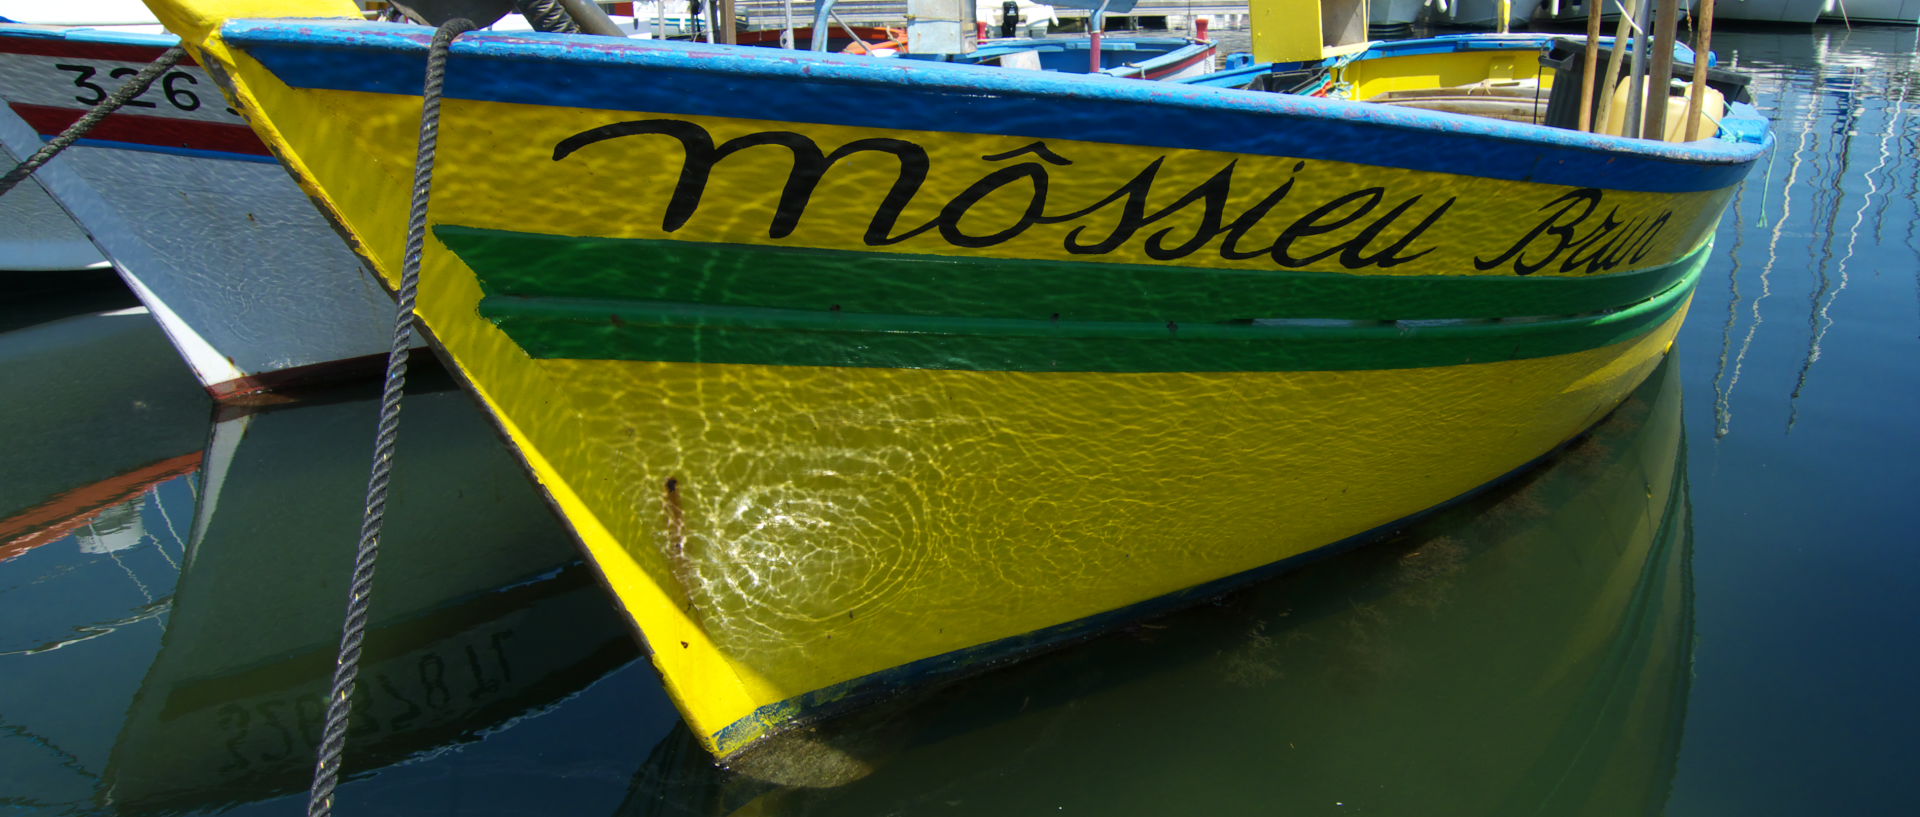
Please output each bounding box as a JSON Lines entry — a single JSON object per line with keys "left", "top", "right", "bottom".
{"left": 1820, "top": 0, "right": 1920, "bottom": 23}
{"left": 147, "top": 3, "right": 1764, "bottom": 758}
{"left": 0, "top": 172, "right": 107, "bottom": 270}
{"left": 0, "top": 26, "right": 412, "bottom": 400}
{"left": 1709, "top": 0, "right": 1830, "bottom": 22}
{"left": 1447, "top": 0, "right": 1547, "bottom": 28}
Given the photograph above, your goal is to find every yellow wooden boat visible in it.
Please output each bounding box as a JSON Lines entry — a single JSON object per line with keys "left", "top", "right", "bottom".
{"left": 141, "top": 0, "right": 1766, "bottom": 759}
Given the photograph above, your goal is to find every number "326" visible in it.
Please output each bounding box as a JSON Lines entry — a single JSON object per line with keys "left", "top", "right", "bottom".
{"left": 54, "top": 63, "right": 209, "bottom": 112}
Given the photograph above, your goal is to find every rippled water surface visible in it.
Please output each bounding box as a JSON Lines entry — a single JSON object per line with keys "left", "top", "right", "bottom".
{"left": 3, "top": 24, "right": 1918, "bottom": 817}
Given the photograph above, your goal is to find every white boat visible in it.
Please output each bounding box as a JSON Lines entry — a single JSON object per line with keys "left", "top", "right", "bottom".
{"left": 1821, "top": 0, "right": 1920, "bottom": 23}
{"left": 0, "top": 173, "right": 107, "bottom": 271}
{"left": 0, "top": 23, "right": 411, "bottom": 400}
{"left": 1372, "top": 0, "right": 1449, "bottom": 31}
{"left": 979, "top": 0, "right": 1059, "bottom": 37}
{"left": 1715, "top": 0, "right": 1830, "bottom": 23}
{"left": 1534, "top": 0, "right": 1698, "bottom": 22}
{"left": 1448, "top": 0, "right": 1545, "bottom": 28}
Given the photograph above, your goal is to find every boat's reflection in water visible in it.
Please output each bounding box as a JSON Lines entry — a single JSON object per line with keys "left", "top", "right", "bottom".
{"left": 621, "top": 353, "right": 1694, "bottom": 817}
{"left": 93, "top": 371, "right": 648, "bottom": 814}
{"left": 8, "top": 320, "right": 1693, "bottom": 815}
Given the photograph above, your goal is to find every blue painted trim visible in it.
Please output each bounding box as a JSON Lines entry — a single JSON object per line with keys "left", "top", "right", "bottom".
{"left": 55, "top": 136, "right": 280, "bottom": 163}
{"left": 703, "top": 367, "right": 1674, "bottom": 754}
{"left": 0, "top": 23, "right": 180, "bottom": 48}
{"left": 221, "top": 21, "right": 1769, "bottom": 194}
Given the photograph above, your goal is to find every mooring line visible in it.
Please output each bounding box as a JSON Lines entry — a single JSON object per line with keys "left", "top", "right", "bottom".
{"left": 305, "top": 19, "right": 477, "bottom": 817}
{"left": 0, "top": 46, "right": 185, "bottom": 198}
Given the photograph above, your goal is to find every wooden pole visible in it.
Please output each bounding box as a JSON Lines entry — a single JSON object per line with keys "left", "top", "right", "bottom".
{"left": 1643, "top": 0, "right": 1680, "bottom": 139}
{"left": 1594, "top": 0, "right": 1638, "bottom": 135}
{"left": 1684, "top": 0, "right": 1717, "bottom": 140}
{"left": 1579, "top": 0, "right": 1603, "bottom": 131}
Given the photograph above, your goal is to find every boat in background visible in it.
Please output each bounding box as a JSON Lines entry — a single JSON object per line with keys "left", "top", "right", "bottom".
{"left": 1712, "top": 0, "right": 1830, "bottom": 23}
{"left": 0, "top": 23, "right": 417, "bottom": 401}
{"left": 1821, "top": 0, "right": 1920, "bottom": 23}
{"left": 913, "top": 34, "right": 1217, "bottom": 79}
{"left": 978, "top": 0, "right": 1058, "bottom": 37}
{"left": 1534, "top": 0, "right": 1699, "bottom": 24}
{"left": 1370, "top": 0, "right": 1450, "bottom": 36}
{"left": 144, "top": 0, "right": 1766, "bottom": 761}
{"left": 1447, "top": 0, "right": 1545, "bottom": 28}
{"left": 0, "top": 0, "right": 168, "bottom": 31}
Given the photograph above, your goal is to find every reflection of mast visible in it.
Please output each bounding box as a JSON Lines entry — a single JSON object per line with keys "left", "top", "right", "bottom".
{"left": 1712, "top": 177, "right": 1751, "bottom": 443}
{"left": 1787, "top": 67, "right": 1863, "bottom": 432}
{"left": 1907, "top": 94, "right": 1920, "bottom": 339}
{"left": 1723, "top": 71, "right": 1821, "bottom": 440}
{"left": 1792, "top": 75, "right": 1898, "bottom": 430}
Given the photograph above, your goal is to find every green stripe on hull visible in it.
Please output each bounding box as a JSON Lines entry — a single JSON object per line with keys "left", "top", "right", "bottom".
{"left": 440, "top": 227, "right": 1707, "bottom": 323}
{"left": 444, "top": 228, "right": 1707, "bottom": 372}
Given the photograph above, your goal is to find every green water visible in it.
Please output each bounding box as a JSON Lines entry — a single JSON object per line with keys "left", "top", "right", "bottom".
{"left": 3, "top": 25, "right": 1917, "bottom": 816}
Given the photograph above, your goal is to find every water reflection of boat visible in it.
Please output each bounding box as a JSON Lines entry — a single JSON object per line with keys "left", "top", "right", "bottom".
{"left": 97, "top": 377, "right": 639, "bottom": 814}
{"left": 0, "top": 307, "right": 207, "bottom": 553}
{"left": 641, "top": 352, "right": 1693, "bottom": 813}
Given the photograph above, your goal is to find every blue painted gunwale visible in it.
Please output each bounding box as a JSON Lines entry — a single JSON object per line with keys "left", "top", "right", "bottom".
{"left": 221, "top": 20, "right": 1771, "bottom": 194}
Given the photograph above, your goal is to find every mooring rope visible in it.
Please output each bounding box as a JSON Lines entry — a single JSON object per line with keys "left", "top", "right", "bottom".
{"left": 514, "top": 0, "right": 581, "bottom": 33}
{"left": 305, "top": 19, "right": 476, "bottom": 817}
{"left": 0, "top": 46, "right": 184, "bottom": 198}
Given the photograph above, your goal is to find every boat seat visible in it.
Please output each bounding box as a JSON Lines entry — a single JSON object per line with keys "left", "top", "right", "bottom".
{"left": 1365, "top": 79, "right": 1549, "bottom": 124}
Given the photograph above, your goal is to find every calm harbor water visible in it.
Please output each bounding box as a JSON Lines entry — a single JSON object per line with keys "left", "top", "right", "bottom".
{"left": 4, "top": 24, "right": 1918, "bottom": 817}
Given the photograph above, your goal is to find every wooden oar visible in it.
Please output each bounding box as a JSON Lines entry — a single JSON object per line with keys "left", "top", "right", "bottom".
{"left": 1579, "top": 0, "right": 1603, "bottom": 131}
{"left": 1684, "top": 0, "right": 1718, "bottom": 140}
{"left": 1594, "top": 0, "right": 1639, "bottom": 135}
{"left": 1644, "top": 0, "right": 1680, "bottom": 139}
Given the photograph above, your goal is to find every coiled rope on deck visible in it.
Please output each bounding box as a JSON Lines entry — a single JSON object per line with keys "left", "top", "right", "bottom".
{"left": 306, "top": 19, "right": 477, "bottom": 817}
{"left": 0, "top": 46, "right": 185, "bottom": 198}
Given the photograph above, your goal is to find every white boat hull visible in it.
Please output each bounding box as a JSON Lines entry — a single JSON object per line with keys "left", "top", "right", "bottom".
{"left": 0, "top": 27, "right": 411, "bottom": 400}
{"left": 1821, "top": 0, "right": 1920, "bottom": 23}
{"left": 1448, "top": 0, "right": 1546, "bottom": 27}
{"left": 1371, "top": 0, "right": 1442, "bottom": 26}
{"left": 0, "top": 172, "right": 107, "bottom": 270}
{"left": 1715, "top": 0, "right": 1831, "bottom": 22}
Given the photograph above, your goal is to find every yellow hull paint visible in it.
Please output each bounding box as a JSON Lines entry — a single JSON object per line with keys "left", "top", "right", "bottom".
{"left": 506, "top": 308, "right": 1686, "bottom": 753}
{"left": 144, "top": 0, "right": 1712, "bottom": 756}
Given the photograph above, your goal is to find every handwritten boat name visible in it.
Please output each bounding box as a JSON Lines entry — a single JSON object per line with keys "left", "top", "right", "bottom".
{"left": 553, "top": 119, "right": 1669, "bottom": 276}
